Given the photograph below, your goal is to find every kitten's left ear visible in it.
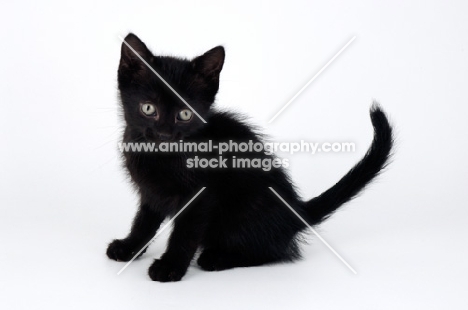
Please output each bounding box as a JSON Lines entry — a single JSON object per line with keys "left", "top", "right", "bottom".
{"left": 192, "top": 46, "right": 225, "bottom": 79}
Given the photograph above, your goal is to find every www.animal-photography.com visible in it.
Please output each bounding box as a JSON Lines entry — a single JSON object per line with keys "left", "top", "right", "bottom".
{"left": 1, "top": 1, "right": 467, "bottom": 309}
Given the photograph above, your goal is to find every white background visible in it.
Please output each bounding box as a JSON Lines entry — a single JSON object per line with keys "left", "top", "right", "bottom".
{"left": 1, "top": 0, "right": 468, "bottom": 309}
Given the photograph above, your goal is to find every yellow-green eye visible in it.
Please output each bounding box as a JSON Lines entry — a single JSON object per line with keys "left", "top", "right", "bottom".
{"left": 141, "top": 103, "right": 156, "bottom": 116}
{"left": 177, "top": 109, "right": 193, "bottom": 121}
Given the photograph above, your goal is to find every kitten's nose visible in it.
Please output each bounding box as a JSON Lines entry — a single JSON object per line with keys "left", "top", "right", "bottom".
{"left": 158, "top": 133, "right": 172, "bottom": 141}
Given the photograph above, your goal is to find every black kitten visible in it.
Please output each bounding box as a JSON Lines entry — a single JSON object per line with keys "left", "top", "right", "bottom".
{"left": 106, "top": 33, "right": 393, "bottom": 282}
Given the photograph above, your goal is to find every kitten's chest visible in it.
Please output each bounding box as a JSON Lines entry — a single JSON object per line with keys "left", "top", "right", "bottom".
{"left": 124, "top": 152, "right": 198, "bottom": 191}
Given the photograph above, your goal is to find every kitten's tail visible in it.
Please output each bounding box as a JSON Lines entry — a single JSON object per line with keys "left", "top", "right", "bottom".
{"left": 304, "top": 102, "right": 393, "bottom": 225}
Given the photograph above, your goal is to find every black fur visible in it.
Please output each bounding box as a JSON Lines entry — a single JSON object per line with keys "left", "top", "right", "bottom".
{"left": 106, "top": 33, "right": 394, "bottom": 282}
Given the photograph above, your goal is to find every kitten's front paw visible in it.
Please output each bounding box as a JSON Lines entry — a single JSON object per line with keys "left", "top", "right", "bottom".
{"left": 106, "top": 239, "right": 145, "bottom": 262}
{"left": 148, "top": 258, "right": 187, "bottom": 282}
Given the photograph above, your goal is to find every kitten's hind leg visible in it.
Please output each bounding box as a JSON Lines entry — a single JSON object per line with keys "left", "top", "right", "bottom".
{"left": 197, "top": 248, "right": 268, "bottom": 271}
{"left": 197, "top": 249, "right": 231, "bottom": 271}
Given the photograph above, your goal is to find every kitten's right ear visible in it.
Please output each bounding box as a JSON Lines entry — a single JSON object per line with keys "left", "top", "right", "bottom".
{"left": 119, "top": 33, "right": 152, "bottom": 70}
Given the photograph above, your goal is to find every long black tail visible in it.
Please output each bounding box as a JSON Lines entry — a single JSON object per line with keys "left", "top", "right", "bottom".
{"left": 305, "top": 103, "right": 393, "bottom": 225}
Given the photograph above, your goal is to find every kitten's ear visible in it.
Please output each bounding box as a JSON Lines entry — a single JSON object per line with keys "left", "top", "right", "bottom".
{"left": 119, "top": 33, "right": 152, "bottom": 69}
{"left": 192, "top": 46, "right": 225, "bottom": 79}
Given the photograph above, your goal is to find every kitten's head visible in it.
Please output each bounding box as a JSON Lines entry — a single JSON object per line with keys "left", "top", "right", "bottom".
{"left": 118, "top": 33, "right": 224, "bottom": 142}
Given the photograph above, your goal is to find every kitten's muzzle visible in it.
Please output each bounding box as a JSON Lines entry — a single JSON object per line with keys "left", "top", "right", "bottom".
{"left": 158, "top": 133, "right": 173, "bottom": 141}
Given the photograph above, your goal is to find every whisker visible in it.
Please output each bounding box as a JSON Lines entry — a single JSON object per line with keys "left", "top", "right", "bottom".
{"left": 93, "top": 137, "right": 120, "bottom": 150}
{"left": 89, "top": 155, "right": 118, "bottom": 174}
{"left": 95, "top": 125, "right": 121, "bottom": 130}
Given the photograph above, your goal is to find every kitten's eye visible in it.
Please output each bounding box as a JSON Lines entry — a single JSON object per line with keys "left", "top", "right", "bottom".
{"left": 177, "top": 109, "right": 193, "bottom": 121}
{"left": 141, "top": 103, "right": 156, "bottom": 116}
